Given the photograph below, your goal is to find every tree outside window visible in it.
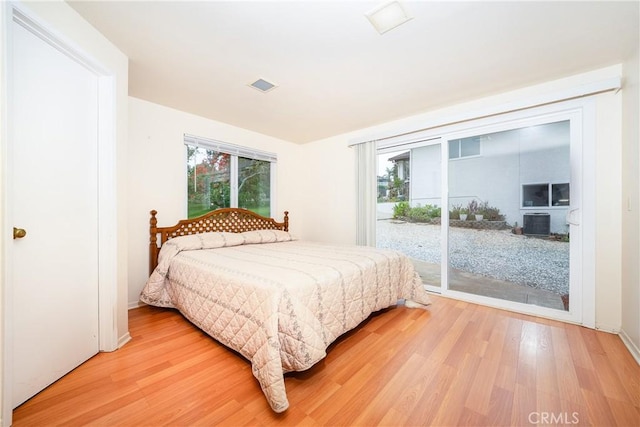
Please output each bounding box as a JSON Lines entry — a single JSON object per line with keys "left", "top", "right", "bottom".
{"left": 187, "top": 144, "right": 272, "bottom": 218}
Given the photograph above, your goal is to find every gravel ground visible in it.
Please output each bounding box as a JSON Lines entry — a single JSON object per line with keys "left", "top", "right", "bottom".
{"left": 376, "top": 220, "right": 569, "bottom": 295}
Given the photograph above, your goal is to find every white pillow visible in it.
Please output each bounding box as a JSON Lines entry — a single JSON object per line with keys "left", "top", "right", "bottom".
{"left": 241, "top": 229, "right": 295, "bottom": 244}
{"left": 168, "top": 231, "right": 245, "bottom": 250}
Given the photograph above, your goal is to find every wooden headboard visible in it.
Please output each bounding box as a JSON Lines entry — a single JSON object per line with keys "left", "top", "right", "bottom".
{"left": 149, "top": 208, "right": 289, "bottom": 274}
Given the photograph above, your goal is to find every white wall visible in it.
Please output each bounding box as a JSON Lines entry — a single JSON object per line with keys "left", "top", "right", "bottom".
{"left": 593, "top": 85, "right": 623, "bottom": 333}
{"left": 300, "top": 66, "right": 626, "bottom": 332}
{"left": 127, "top": 97, "right": 303, "bottom": 307}
{"left": 410, "top": 122, "right": 571, "bottom": 233}
{"left": 454, "top": 140, "right": 570, "bottom": 234}
{"left": 0, "top": 0, "right": 129, "bottom": 422}
{"left": 410, "top": 145, "right": 441, "bottom": 205}
{"left": 621, "top": 46, "right": 640, "bottom": 362}
{"left": 295, "top": 136, "right": 358, "bottom": 245}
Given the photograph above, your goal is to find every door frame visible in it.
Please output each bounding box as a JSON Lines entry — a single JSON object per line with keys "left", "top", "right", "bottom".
{"left": 1, "top": 2, "right": 118, "bottom": 424}
{"left": 375, "top": 98, "right": 596, "bottom": 326}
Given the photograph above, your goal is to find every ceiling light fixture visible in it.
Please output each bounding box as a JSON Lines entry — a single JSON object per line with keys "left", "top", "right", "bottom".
{"left": 249, "top": 78, "right": 277, "bottom": 93}
{"left": 365, "top": 0, "right": 413, "bottom": 35}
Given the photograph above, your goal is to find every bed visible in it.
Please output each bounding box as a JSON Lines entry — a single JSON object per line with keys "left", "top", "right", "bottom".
{"left": 140, "top": 208, "right": 431, "bottom": 413}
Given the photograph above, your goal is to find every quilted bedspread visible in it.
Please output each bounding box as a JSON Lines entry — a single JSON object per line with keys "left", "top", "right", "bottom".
{"left": 140, "top": 230, "right": 431, "bottom": 412}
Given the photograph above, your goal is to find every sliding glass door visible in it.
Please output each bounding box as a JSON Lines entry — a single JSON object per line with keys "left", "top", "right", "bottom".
{"left": 374, "top": 104, "right": 587, "bottom": 322}
{"left": 445, "top": 120, "right": 573, "bottom": 312}
{"left": 377, "top": 143, "right": 442, "bottom": 290}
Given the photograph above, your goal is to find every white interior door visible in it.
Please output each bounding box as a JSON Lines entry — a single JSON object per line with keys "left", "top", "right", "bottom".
{"left": 10, "top": 17, "right": 100, "bottom": 408}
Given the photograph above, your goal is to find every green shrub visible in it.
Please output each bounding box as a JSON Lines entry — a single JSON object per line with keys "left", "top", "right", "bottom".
{"left": 423, "top": 204, "right": 441, "bottom": 219}
{"left": 394, "top": 203, "right": 441, "bottom": 222}
{"left": 450, "top": 203, "right": 463, "bottom": 219}
{"left": 393, "top": 201, "right": 410, "bottom": 218}
{"left": 408, "top": 206, "right": 431, "bottom": 221}
{"left": 478, "top": 201, "right": 505, "bottom": 221}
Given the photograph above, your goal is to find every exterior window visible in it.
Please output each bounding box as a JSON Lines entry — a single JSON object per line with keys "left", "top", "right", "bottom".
{"left": 449, "top": 137, "right": 480, "bottom": 159}
{"left": 238, "top": 157, "right": 271, "bottom": 216}
{"left": 186, "top": 136, "right": 276, "bottom": 218}
{"left": 522, "top": 183, "right": 569, "bottom": 207}
{"left": 551, "top": 183, "right": 570, "bottom": 206}
{"left": 187, "top": 147, "right": 230, "bottom": 217}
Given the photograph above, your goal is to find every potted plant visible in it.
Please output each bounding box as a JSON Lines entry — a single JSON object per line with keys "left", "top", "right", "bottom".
{"left": 513, "top": 221, "right": 523, "bottom": 235}
{"left": 459, "top": 207, "right": 468, "bottom": 221}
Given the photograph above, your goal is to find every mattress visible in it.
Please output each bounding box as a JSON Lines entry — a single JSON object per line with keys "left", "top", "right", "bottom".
{"left": 140, "top": 230, "right": 431, "bottom": 412}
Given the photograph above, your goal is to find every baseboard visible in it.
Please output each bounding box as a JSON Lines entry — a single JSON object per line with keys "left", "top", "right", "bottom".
{"left": 118, "top": 332, "right": 132, "bottom": 349}
{"left": 594, "top": 322, "right": 620, "bottom": 334}
{"left": 619, "top": 329, "right": 640, "bottom": 365}
{"left": 128, "top": 300, "right": 146, "bottom": 310}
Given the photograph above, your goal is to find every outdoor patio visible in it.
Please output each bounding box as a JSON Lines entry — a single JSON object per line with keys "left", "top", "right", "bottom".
{"left": 376, "top": 218, "right": 570, "bottom": 311}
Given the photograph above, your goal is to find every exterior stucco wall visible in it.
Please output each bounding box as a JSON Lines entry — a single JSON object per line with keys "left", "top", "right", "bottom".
{"left": 408, "top": 121, "right": 570, "bottom": 233}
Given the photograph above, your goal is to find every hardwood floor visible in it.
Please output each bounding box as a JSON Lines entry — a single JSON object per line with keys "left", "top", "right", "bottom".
{"left": 13, "top": 295, "right": 640, "bottom": 426}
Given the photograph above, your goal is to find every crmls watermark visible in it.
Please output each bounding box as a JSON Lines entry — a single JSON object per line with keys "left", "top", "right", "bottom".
{"left": 528, "top": 412, "right": 580, "bottom": 425}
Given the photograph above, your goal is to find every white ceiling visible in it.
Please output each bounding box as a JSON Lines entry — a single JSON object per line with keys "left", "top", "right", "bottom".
{"left": 67, "top": 1, "right": 639, "bottom": 144}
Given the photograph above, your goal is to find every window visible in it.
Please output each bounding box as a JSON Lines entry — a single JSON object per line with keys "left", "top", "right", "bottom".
{"left": 238, "top": 157, "right": 271, "bottom": 215}
{"left": 522, "top": 183, "right": 569, "bottom": 207}
{"left": 448, "top": 136, "right": 480, "bottom": 159}
{"left": 185, "top": 134, "right": 276, "bottom": 218}
{"left": 551, "top": 183, "right": 570, "bottom": 206}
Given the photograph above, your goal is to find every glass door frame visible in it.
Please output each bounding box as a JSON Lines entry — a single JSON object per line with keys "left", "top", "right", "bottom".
{"left": 375, "top": 98, "right": 596, "bottom": 326}
{"left": 436, "top": 100, "right": 595, "bottom": 325}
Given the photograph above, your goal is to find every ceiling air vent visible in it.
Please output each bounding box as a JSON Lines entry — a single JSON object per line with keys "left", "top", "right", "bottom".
{"left": 249, "top": 78, "right": 277, "bottom": 93}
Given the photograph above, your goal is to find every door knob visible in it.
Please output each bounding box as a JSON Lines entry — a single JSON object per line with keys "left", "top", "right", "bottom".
{"left": 13, "top": 227, "right": 26, "bottom": 239}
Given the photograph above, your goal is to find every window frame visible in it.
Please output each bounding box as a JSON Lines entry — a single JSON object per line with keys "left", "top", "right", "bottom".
{"left": 184, "top": 134, "right": 277, "bottom": 218}
{"left": 521, "top": 182, "right": 570, "bottom": 209}
{"left": 448, "top": 137, "right": 481, "bottom": 160}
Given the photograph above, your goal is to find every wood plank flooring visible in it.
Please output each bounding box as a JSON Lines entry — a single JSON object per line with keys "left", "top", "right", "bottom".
{"left": 13, "top": 295, "right": 640, "bottom": 426}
